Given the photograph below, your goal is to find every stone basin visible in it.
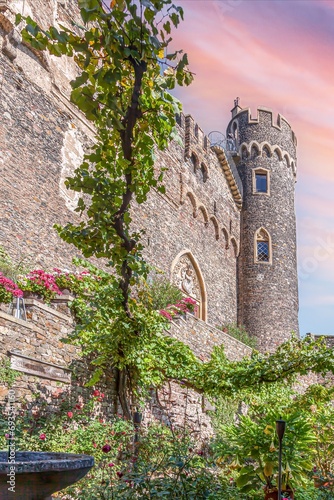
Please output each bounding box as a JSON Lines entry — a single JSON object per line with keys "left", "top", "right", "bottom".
{"left": 0, "top": 451, "right": 94, "bottom": 499}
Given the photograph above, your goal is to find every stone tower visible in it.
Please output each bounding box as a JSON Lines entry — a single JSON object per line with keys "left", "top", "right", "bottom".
{"left": 226, "top": 102, "right": 299, "bottom": 352}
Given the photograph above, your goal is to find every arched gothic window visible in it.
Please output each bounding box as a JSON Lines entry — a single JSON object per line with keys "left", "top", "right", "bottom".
{"left": 255, "top": 228, "right": 271, "bottom": 263}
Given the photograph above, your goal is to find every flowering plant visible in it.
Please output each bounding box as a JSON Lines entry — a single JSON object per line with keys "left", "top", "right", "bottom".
{"left": 159, "top": 297, "right": 197, "bottom": 321}
{"left": 17, "top": 270, "right": 61, "bottom": 304}
{"left": 53, "top": 267, "right": 101, "bottom": 296}
{"left": 0, "top": 273, "right": 23, "bottom": 304}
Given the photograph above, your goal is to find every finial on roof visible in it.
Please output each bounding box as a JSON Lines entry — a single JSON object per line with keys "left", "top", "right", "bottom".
{"left": 231, "top": 97, "right": 242, "bottom": 118}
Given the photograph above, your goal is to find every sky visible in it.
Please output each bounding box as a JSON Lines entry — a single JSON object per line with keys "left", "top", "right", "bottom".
{"left": 169, "top": 0, "right": 334, "bottom": 337}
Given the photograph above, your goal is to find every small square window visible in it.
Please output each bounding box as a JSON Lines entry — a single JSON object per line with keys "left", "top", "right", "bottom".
{"left": 256, "top": 173, "right": 267, "bottom": 193}
{"left": 257, "top": 241, "right": 269, "bottom": 262}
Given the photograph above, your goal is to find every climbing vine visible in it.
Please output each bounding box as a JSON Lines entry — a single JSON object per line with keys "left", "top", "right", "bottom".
{"left": 17, "top": 0, "right": 334, "bottom": 417}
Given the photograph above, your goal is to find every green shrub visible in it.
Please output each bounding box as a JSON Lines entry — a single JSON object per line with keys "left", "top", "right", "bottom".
{"left": 219, "top": 324, "right": 257, "bottom": 349}
{"left": 138, "top": 272, "right": 183, "bottom": 311}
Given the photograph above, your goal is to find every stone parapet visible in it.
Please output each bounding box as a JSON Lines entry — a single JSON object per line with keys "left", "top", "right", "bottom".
{"left": 169, "top": 313, "right": 252, "bottom": 361}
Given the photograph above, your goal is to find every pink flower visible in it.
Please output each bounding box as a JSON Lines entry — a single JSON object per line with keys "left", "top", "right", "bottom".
{"left": 108, "top": 462, "right": 115, "bottom": 467}
{"left": 159, "top": 309, "right": 173, "bottom": 321}
{"left": 39, "top": 433, "right": 46, "bottom": 440}
{"left": 102, "top": 444, "right": 111, "bottom": 453}
{"left": 67, "top": 411, "right": 73, "bottom": 418}
{"left": 5, "top": 433, "right": 9, "bottom": 439}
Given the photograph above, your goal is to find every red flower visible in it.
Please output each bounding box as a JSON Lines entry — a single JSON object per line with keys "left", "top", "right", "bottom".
{"left": 93, "top": 390, "right": 100, "bottom": 397}
{"left": 102, "top": 444, "right": 111, "bottom": 453}
{"left": 67, "top": 411, "right": 73, "bottom": 418}
{"left": 108, "top": 462, "right": 115, "bottom": 467}
{"left": 39, "top": 433, "right": 46, "bottom": 440}
{"left": 92, "top": 442, "right": 97, "bottom": 448}
{"left": 116, "top": 471, "right": 123, "bottom": 478}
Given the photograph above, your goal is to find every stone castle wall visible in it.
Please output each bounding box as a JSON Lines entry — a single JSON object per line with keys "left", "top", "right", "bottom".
{"left": 0, "top": 296, "right": 251, "bottom": 435}
{"left": 0, "top": 0, "right": 245, "bottom": 428}
{"left": 0, "top": 297, "right": 117, "bottom": 418}
{"left": 0, "top": 0, "right": 241, "bottom": 329}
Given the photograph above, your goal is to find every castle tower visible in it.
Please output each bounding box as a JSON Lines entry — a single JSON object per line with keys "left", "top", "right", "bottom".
{"left": 226, "top": 102, "right": 299, "bottom": 352}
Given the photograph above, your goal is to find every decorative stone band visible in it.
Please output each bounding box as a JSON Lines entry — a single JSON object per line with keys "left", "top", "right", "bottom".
{"left": 211, "top": 145, "right": 243, "bottom": 210}
{"left": 8, "top": 351, "right": 72, "bottom": 383}
{"left": 0, "top": 452, "right": 94, "bottom": 473}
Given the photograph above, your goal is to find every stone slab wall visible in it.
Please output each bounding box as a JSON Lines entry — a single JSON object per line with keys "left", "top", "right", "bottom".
{"left": 0, "top": 298, "right": 117, "bottom": 418}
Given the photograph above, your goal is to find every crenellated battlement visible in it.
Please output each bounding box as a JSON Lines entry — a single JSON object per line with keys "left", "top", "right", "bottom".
{"left": 176, "top": 113, "right": 243, "bottom": 209}
{"left": 177, "top": 113, "right": 211, "bottom": 159}
{"left": 227, "top": 107, "right": 297, "bottom": 150}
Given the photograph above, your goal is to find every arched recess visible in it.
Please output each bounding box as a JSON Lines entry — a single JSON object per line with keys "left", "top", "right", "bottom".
{"left": 241, "top": 145, "right": 248, "bottom": 160}
{"left": 291, "top": 161, "right": 297, "bottom": 176}
{"left": 283, "top": 153, "right": 290, "bottom": 168}
{"left": 273, "top": 146, "right": 283, "bottom": 161}
{"left": 262, "top": 144, "right": 272, "bottom": 158}
{"left": 171, "top": 250, "right": 207, "bottom": 322}
{"left": 190, "top": 152, "right": 199, "bottom": 172}
{"left": 251, "top": 143, "right": 260, "bottom": 159}
{"left": 197, "top": 204, "right": 209, "bottom": 225}
{"left": 185, "top": 191, "right": 197, "bottom": 217}
{"left": 230, "top": 237, "right": 239, "bottom": 257}
{"left": 200, "top": 163, "right": 208, "bottom": 183}
{"left": 222, "top": 227, "right": 229, "bottom": 249}
{"left": 210, "top": 216, "right": 220, "bottom": 240}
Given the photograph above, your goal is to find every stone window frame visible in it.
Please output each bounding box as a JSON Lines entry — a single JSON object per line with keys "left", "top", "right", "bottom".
{"left": 252, "top": 167, "right": 270, "bottom": 196}
{"left": 254, "top": 227, "right": 272, "bottom": 265}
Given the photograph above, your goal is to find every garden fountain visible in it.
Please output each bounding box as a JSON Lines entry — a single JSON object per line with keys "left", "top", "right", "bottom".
{"left": 0, "top": 451, "right": 94, "bottom": 499}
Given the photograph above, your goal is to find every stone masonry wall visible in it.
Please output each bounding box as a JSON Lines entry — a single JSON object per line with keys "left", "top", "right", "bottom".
{"left": 131, "top": 115, "right": 241, "bottom": 327}
{"left": 169, "top": 313, "right": 252, "bottom": 361}
{"left": 0, "top": 0, "right": 241, "bottom": 329}
{"left": 0, "top": 297, "right": 117, "bottom": 418}
{"left": 227, "top": 108, "right": 299, "bottom": 351}
{"left": 0, "top": 301, "right": 252, "bottom": 437}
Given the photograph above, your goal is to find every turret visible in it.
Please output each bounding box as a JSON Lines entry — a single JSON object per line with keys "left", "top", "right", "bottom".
{"left": 227, "top": 103, "right": 299, "bottom": 352}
